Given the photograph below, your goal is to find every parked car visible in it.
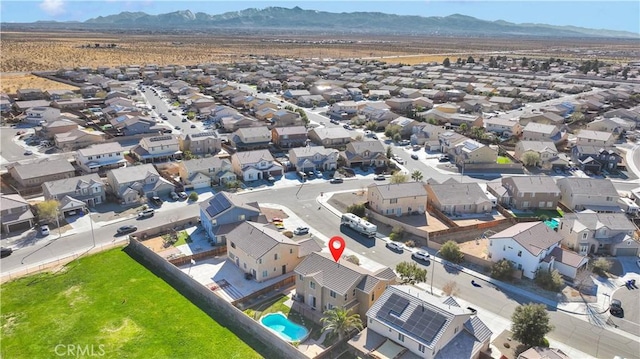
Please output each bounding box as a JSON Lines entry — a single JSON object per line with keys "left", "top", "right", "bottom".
{"left": 116, "top": 225, "right": 138, "bottom": 236}
{"left": 170, "top": 191, "right": 180, "bottom": 201}
{"left": 40, "top": 224, "right": 50, "bottom": 236}
{"left": 439, "top": 155, "right": 450, "bottom": 162}
{"left": 150, "top": 196, "right": 163, "bottom": 206}
{"left": 610, "top": 299, "right": 623, "bottom": 317}
{"left": 413, "top": 145, "right": 422, "bottom": 151}
{"left": 371, "top": 134, "right": 378, "bottom": 139}
{"left": 190, "top": 124, "right": 196, "bottom": 128}
{"left": 293, "top": 227, "right": 310, "bottom": 235}
{"left": 386, "top": 241, "right": 404, "bottom": 253}
{"left": 182, "top": 118, "right": 188, "bottom": 122}
{"left": 1, "top": 247, "right": 14, "bottom": 258}
{"left": 174, "top": 126, "right": 181, "bottom": 130}
{"left": 411, "top": 250, "right": 430, "bottom": 262}
{"left": 411, "top": 154, "right": 419, "bottom": 160}
{"left": 330, "top": 178, "right": 344, "bottom": 184}
{"left": 178, "top": 191, "right": 188, "bottom": 200}
{"left": 24, "top": 150, "right": 33, "bottom": 155}
{"left": 374, "top": 174, "right": 386, "bottom": 181}
{"left": 137, "top": 209, "right": 155, "bottom": 219}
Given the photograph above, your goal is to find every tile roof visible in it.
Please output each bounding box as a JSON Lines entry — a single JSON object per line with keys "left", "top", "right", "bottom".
{"left": 503, "top": 175, "right": 560, "bottom": 194}
{"left": 77, "top": 142, "right": 124, "bottom": 157}
{"left": 428, "top": 182, "right": 490, "bottom": 206}
{"left": 42, "top": 174, "right": 103, "bottom": 196}
{"left": 490, "top": 222, "right": 563, "bottom": 256}
{"left": 108, "top": 163, "right": 158, "bottom": 185}
{"left": 557, "top": 178, "right": 619, "bottom": 197}
{"left": 226, "top": 221, "right": 297, "bottom": 260}
{"left": 543, "top": 247, "right": 587, "bottom": 268}
{"left": 9, "top": 159, "right": 75, "bottom": 179}
{"left": 368, "top": 182, "right": 428, "bottom": 200}
{"left": 231, "top": 149, "right": 274, "bottom": 165}
{"left": 563, "top": 210, "right": 636, "bottom": 232}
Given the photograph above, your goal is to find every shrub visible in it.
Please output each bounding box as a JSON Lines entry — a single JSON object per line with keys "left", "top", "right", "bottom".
{"left": 345, "top": 255, "right": 360, "bottom": 265}
{"left": 591, "top": 257, "right": 611, "bottom": 276}
{"left": 442, "top": 281, "right": 458, "bottom": 296}
{"left": 188, "top": 192, "right": 199, "bottom": 201}
{"left": 440, "top": 241, "right": 464, "bottom": 263}
{"left": 535, "top": 269, "right": 564, "bottom": 292}
{"left": 282, "top": 231, "right": 294, "bottom": 238}
{"left": 389, "top": 226, "right": 404, "bottom": 241}
{"left": 404, "top": 240, "right": 415, "bottom": 248}
{"left": 491, "top": 259, "right": 515, "bottom": 281}
{"left": 346, "top": 203, "right": 366, "bottom": 217}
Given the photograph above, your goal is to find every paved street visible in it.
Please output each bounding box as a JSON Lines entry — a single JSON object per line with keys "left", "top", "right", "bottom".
{"left": 140, "top": 87, "right": 202, "bottom": 135}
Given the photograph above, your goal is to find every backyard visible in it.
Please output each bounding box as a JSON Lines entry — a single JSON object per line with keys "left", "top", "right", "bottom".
{"left": 496, "top": 156, "right": 512, "bottom": 164}
{"left": 0, "top": 248, "right": 264, "bottom": 359}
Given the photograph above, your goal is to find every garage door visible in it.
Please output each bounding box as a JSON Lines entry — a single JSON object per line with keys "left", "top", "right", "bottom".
{"left": 7, "top": 221, "right": 32, "bottom": 233}
{"left": 616, "top": 247, "right": 639, "bottom": 256}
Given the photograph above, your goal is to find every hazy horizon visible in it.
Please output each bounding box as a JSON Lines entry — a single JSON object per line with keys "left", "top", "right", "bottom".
{"left": 1, "top": 1, "right": 639, "bottom": 34}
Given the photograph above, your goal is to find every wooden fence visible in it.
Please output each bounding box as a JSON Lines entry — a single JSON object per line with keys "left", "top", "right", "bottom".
{"left": 231, "top": 274, "right": 295, "bottom": 307}
{"left": 168, "top": 246, "right": 227, "bottom": 266}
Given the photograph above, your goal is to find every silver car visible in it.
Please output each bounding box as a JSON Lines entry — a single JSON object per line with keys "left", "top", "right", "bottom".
{"left": 411, "top": 250, "right": 430, "bottom": 261}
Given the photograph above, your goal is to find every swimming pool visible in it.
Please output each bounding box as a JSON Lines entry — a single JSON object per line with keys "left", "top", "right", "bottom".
{"left": 544, "top": 218, "right": 559, "bottom": 229}
{"left": 260, "top": 312, "right": 310, "bottom": 342}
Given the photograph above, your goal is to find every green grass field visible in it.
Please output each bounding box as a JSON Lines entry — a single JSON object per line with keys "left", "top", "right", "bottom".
{"left": 0, "top": 248, "right": 263, "bottom": 359}
{"left": 496, "top": 156, "right": 512, "bottom": 164}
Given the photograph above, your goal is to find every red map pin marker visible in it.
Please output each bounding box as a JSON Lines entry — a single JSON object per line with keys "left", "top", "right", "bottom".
{"left": 329, "top": 236, "right": 346, "bottom": 262}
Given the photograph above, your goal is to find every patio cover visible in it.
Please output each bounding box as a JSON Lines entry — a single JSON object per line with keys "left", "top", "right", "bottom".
{"left": 370, "top": 339, "right": 407, "bottom": 359}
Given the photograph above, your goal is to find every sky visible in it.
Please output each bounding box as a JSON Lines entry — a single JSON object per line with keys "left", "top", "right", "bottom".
{"left": 1, "top": 0, "right": 639, "bottom": 33}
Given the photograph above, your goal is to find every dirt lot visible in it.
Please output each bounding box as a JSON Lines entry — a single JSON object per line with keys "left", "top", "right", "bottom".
{"left": 1, "top": 73, "right": 79, "bottom": 94}
{"left": 327, "top": 191, "right": 367, "bottom": 213}
{"left": 459, "top": 237, "right": 490, "bottom": 260}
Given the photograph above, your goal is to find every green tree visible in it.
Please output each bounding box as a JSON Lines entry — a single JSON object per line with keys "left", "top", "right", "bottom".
{"left": 569, "top": 111, "right": 584, "bottom": 123}
{"left": 384, "top": 124, "right": 401, "bottom": 139}
{"left": 188, "top": 192, "right": 199, "bottom": 202}
{"left": 534, "top": 269, "right": 564, "bottom": 292}
{"left": 395, "top": 261, "right": 427, "bottom": 284}
{"left": 466, "top": 56, "right": 475, "bottom": 64}
{"left": 183, "top": 150, "right": 195, "bottom": 160}
{"left": 34, "top": 199, "right": 60, "bottom": 222}
{"left": 186, "top": 111, "right": 196, "bottom": 120}
{"left": 592, "top": 257, "right": 611, "bottom": 276}
{"left": 386, "top": 146, "right": 393, "bottom": 159}
{"left": 226, "top": 180, "right": 242, "bottom": 190}
{"left": 389, "top": 225, "right": 404, "bottom": 241}
{"left": 440, "top": 240, "right": 464, "bottom": 263}
{"left": 365, "top": 121, "right": 378, "bottom": 131}
{"left": 491, "top": 259, "right": 515, "bottom": 281}
{"left": 320, "top": 307, "right": 363, "bottom": 341}
{"left": 346, "top": 203, "right": 366, "bottom": 217}
{"left": 390, "top": 172, "right": 408, "bottom": 184}
{"left": 521, "top": 57, "right": 529, "bottom": 67}
{"left": 459, "top": 123, "right": 468, "bottom": 134}
{"left": 411, "top": 170, "right": 423, "bottom": 182}
{"left": 442, "top": 57, "right": 451, "bottom": 68}
{"left": 521, "top": 152, "right": 541, "bottom": 167}
{"left": 511, "top": 303, "right": 553, "bottom": 348}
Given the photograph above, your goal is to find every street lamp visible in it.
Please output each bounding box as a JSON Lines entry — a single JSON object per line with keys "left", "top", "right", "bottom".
{"left": 55, "top": 208, "right": 62, "bottom": 238}
{"left": 84, "top": 206, "right": 96, "bottom": 248}
{"left": 430, "top": 250, "right": 441, "bottom": 295}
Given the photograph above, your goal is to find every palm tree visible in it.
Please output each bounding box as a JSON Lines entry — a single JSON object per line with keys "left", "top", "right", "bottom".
{"left": 320, "top": 307, "right": 363, "bottom": 340}
{"left": 411, "top": 170, "right": 424, "bottom": 182}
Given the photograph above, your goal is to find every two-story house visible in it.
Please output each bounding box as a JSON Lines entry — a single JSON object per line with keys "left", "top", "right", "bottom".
{"left": 288, "top": 146, "right": 339, "bottom": 173}
{"left": 522, "top": 123, "right": 566, "bottom": 144}
{"left": 341, "top": 141, "right": 389, "bottom": 168}
{"left": 75, "top": 142, "right": 126, "bottom": 174}
{"left": 328, "top": 101, "right": 360, "bottom": 120}
{"left": 271, "top": 109, "right": 303, "bottom": 127}
{"left": 293, "top": 252, "right": 398, "bottom": 324}
{"left": 271, "top": 126, "right": 308, "bottom": 148}
{"left": 106, "top": 163, "right": 175, "bottom": 204}
{"left": 7, "top": 159, "right": 76, "bottom": 189}
{"left": 518, "top": 112, "right": 564, "bottom": 126}
{"left": 39, "top": 118, "right": 78, "bottom": 140}
{"left": 484, "top": 116, "right": 523, "bottom": 137}
{"left": 24, "top": 106, "right": 60, "bottom": 124}
{"left": 575, "top": 130, "right": 615, "bottom": 148}
{"left": 226, "top": 221, "right": 321, "bottom": 282}
{"left": 199, "top": 191, "right": 264, "bottom": 244}
{"left": 42, "top": 174, "right": 106, "bottom": 215}
{"left": 178, "top": 157, "right": 236, "bottom": 190}
{"left": 179, "top": 132, "right": 221, "bottom": 157}
{"left": 231, "top": 149, "right": 283, "bottom": 182}
{"left": 367, "top": 182, "right": 428, "bottom": 217}
{"left": 514, "top": 141, "right": 568, "bottom": 169}
{"left": 559, "top": 211, "right": 639, "bottom": 257}
{"left": 54, "top": 128, "right": 106, "bottom": 151}
{"left": 349, "top": 285, "right": 492, "bottom": 359}
{"left": 453, "top": 139, "right": 498, "bottom": 165}
{"left": 585, "top": 117, "right": 635, "bottom": 134}
{"left": 500, "top": 176, "right": 561, "bottom": 210}
{"left": 411, "top": 123, "right": 447, "bottom": 150}
{"left": 438, "top": 131, "right": 469, "bottom": 155}
{"left": 1, "top": 194, "right": 35, "bottom": 233}
{"left": 426, "top": 180, "right": 493, "bottom": 214}
{"left": 573, "top": 145, "right": 622, "bottom": 175}
{"left": 131, "top": 135, "right": 182, "bottom": 163}
{"left": 556, "top": 178, "right": 620, "bottom": 212}
{"left": 230, "top": 126, "right": 272, "bottom": 151}
{"left": 308, "top": 127, "right": 352, "bottom": 148}
{"left": 488, "top": 221, "right": 567, "bottom": 279}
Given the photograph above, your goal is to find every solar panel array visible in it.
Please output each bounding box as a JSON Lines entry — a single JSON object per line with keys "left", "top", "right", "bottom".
{"left": 377, "top": 293, "right": 448, "bottom": 345}
{"left": 205, "top": 194, "right": 231, "bottom": 218}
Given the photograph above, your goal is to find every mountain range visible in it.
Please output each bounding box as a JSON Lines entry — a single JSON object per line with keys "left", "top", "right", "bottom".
{"left": 27, "top": 7, "right": 638, "bottom": 38}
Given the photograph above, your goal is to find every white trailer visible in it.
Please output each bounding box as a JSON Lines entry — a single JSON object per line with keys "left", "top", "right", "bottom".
{"left": 341, "top": 213, "right": 377, "bottom": 238}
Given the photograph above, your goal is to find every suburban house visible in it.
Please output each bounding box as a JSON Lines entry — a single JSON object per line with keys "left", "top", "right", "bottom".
{"left": 389, "top": 117, "right": 419, "bottom": 137}
{"left": 411, "top": 123, "right": 447, "bottom": 150}
{"left": 271, "top": 126, "right": 308, "bottom": 148}
{"left": 42, "top": 174, "right": 106, "bottom": 213}
{"left": 51, "top": 98, "right": 86, "bottom": 110}
{"left": 7, "top": 159, "right": 75, "bottom": 188}
{"left": 367, "top": 182, "right": 428, "bottom": 217}
{"left": 131, "top": 135, "right": 182, "bottom": 163}
{"left": 17, "top": 88, "right": 46, "bottom": 101}
{"left": 39, "top": 118, "right": 78, "bottom": 139}
{"left": 517, "top": 347, "right": 571, "bottom": 359}
{"left": 385, "top": 98, "right": 414, "bottom": 113}
{"left": 489, "top": 96, "right": 522, "bottom": 110}
{"left": 484, "top": 117, "right": 522, "bottom": 137}
{"left": 585, "top": 117, "right": 635, "bottom": 134}
{"left": 271, "top": 109, "right": 303, "bottom": 127}
{"left": 488, "top": 221, "right": 586, "bottom": 280}
{"left": 106, "top": 163, "right": 175, "bottom": 204}
{"left": 230, "top": 126, "right": 272, "bottom": 150}
{"left": 500, "top": 176, "right": 561, "bottom": 210}
{"left": 24, "top": 106, "right": 60, "bottom": 124}
{"left": 199, "top": 191, "right": 264, "bottom": 244}
{"left": 75, "top": 142, "right": 127, "bottom": 174}
{"left": 575, "top": 130, "right": 615, "bottom": 148}
{"left": 426, "top": 180, "right": 493, "bottom": 214}
{"left": 54, "top": 128, "right": 106, "bottom": 151}
{"left": 439, "top": 131, "right": 469, "bottom": 154}
{"left": 571, "top": 146, "right": 622, "bottom": 174}
{"left": 288, "top": 146, "right": 339, "bottom": 172}
{"left": 308, "top": 127, "right": 352, "bottom": 148}
{"left": 231, "top": 149, "right": 283, "bottom": 182}
{"left": 341, "top": 141, "right": 389, "bottom": 168}
{"left": 518, "top": 112, "right": 564, "bottom": 126}
{"left": 556, "top": 178, "right": 621, "bottom": 212}
{"left": 452, "top": 139, "right": 498, "bottom": 165}
{"left": 522, "top": 123, "right": 566, "bottom": 144}
{"left": 514, "top": 141, "right": 568, "bottom": 169}
{"left": 349, "top": 285, "right": 492, "bottom": 359}
{"left": 178, "top": 157, "right": 236, "bottom": 190}
{"left": 226, "top": 221, "right": 321, "bottom": 282}
{"left": 292, "top": 252, "right": 398, "bottom": 324}
{"left": 179, "top": 132, "right": 222, "bottom": 156}
{"left": 559, "top": 210, "right": 639, "bottom": 257}
{"left": 1, "top": 194, "right": 35, "bottom": 233}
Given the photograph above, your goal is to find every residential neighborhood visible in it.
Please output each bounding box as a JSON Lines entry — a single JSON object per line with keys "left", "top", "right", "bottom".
{"left": 2, "top": 49, "right": 640, "bottom": 359}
